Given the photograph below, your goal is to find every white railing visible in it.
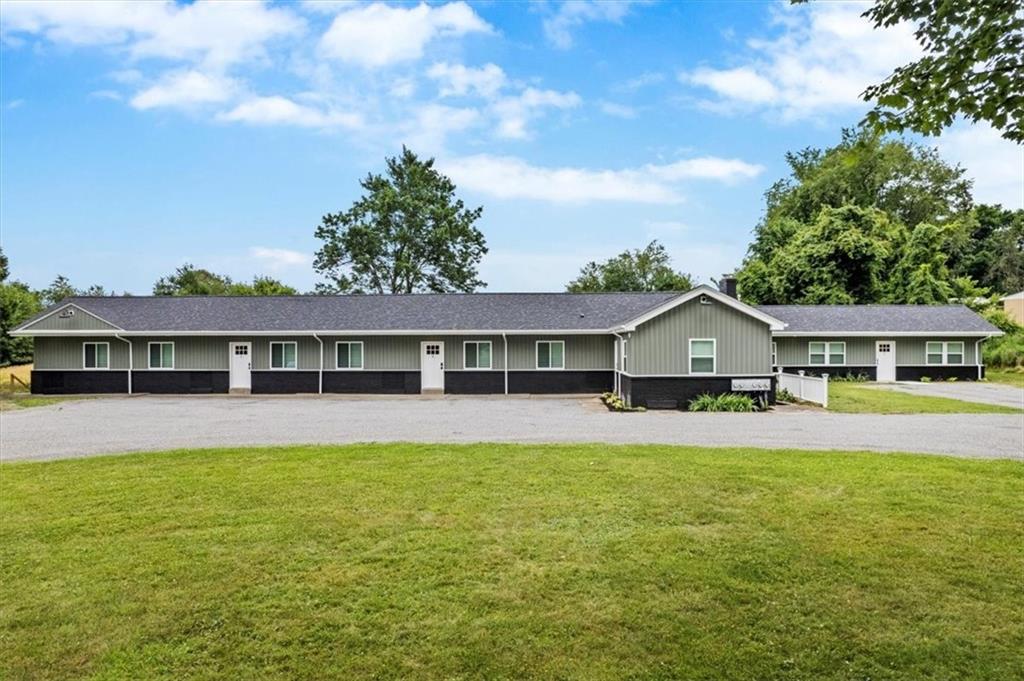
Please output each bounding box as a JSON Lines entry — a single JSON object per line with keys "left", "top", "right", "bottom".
{"left": 777, "top": 370, "right": 829, "bottom": 408}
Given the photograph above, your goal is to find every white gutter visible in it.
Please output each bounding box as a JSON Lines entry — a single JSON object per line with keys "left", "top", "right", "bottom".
{"left": 502, "top": 332, "right": 508, "bottom": 395}
{"left": 115, "top": 334, "right": 132, "bottom": 395}
{"left": 976, "top": 337, "right": 984, "bottom": 380}
{"left": 313, "top": 334, "right": 323, "bottom": 394}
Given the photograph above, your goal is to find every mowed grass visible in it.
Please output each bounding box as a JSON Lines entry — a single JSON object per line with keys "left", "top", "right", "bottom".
{"left": 827, "top": 381, "right": 1022, "bottom": 414}
{"left": 2, "top": 445, "right": 1023, "bottom": 680}
{"left": 986, "top": 368, "right": 1024, "bottom": 388}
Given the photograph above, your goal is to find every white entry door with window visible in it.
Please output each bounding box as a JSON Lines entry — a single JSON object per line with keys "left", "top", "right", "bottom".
{"left": 230, "top": 342, "right": 252, "bottom": 390}
{"left": 875, "top": 340, "right": 896, "bottom": 382}
{"left": 421, "top": 341, "right": 445, "bottom": 392}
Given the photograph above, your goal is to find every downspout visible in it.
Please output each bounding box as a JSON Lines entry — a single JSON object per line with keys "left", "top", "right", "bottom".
{"left": 976, "top": 337, "right": 984, "bottom": 380}
{"left": 502, "top": 332, "right": 508, "bottom": 395}
{"left": 115, "top": 335, "right": 132, "bottom": 395}
{"left": 313, "top": 334, "right": 323, "bottom": 394}
{"left": 612, "top": 331, "right": 625, "bottom": 399}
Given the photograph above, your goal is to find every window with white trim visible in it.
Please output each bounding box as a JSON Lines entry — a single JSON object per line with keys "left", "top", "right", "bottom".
{"left": 809, "top": 341, "right": 845, "bottom": 365}
{"left": 771, "top": 342, "right": 777, "bottom": 367}
{"left": 270, "top": 341, "right": 297, "bottom": 370}
{"left": 336, "top": 341, "right": 363, "bottom": 370}
{"left": 148, "top": 342, "right": 174, "bottom": 369}
{"left": 464, "top": 341, "right": 492, "bottom": 369}
{"left": 689, "top": 339, "right": 716, "bottom": 374}
{"left": 536, "top": 341, "right": 565, "bottom": 370}
{"left": 83, "top": 342, "right": 109, "bottom": 370}
{"left": 927, "top": 341, "right": 964, "bottom": 365}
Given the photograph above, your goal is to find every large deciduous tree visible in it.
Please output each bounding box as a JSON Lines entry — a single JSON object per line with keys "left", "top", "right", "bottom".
{"left": 567, "top": 241, "right": 693, "bottom": 293}
{"left": 737, "top": 128, "right": 989, "bottom": 304}
{"left": 313, "top": 147, "right": 487, "bottom": 294}
{"left": 0, "top": 248, "right": 42, "bottom": 365}
{"left": 857, "top": 0, "right": 1024, "bottom": 143}
{"left": 153, "top": 264, "right": 298, "bottom": 296}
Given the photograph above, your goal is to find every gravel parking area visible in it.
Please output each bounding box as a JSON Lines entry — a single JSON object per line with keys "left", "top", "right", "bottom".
{"left": 867, "top": 381, "right": 1024, "bottom": 409}
{"left": 2, "top": 395, "right": 1022, "bottom": 462}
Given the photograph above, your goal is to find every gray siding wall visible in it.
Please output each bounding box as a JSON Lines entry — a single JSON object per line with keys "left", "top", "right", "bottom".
{"left": 506, "top": 335, "right": 613, "bottom": 370}
{"left": 34, "top": 337, "right": 131, "bottom": 370}
{"left": 774, "top": 336, "right": 981, "bottom": 366}
{"left": 627, "top": 297, "right": 772, "bottom": 375}
{"left": 27, "top": 306, "right": 118, "bottom": 331}
{"left": 32, "top": 334, "right": 614, "bottom": 372}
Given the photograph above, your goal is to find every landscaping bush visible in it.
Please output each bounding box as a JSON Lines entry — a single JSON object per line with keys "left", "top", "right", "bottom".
{"left": 777, "top": 387, "right": 795, "bottom": 402}
{"left": 687, "top": 393, "right": 756, "bottom": 412}
{"left": 830, "top": 372, "right": 871, "bottom": 383}
{"left": 600, "top": 392, "right": 645, "bottom": 412}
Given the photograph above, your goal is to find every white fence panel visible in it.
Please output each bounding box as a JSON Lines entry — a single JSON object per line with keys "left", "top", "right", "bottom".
{"left": 777, "top": 371, "right": 829, "bottom": 408}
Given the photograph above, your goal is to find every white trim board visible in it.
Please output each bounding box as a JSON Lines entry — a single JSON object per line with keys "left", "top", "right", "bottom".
{"left": 773, "top": 331, "right": 1002, "bottom": 337}
{"left": 14, "top": 303, "right": 124, "bottom": 334}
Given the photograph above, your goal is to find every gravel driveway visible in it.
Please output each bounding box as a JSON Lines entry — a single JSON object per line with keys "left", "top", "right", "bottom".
{"left": 866, "top": 381, "right": 1024, "bottom": 409}
{"left": 2, "top": 395, "right": 1021, "bottom": 462}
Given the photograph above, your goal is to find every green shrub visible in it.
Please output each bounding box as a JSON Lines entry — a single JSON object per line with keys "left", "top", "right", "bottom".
{"left": 920, "top": 376, "right": 932, "bottom": 383}
{"left": 601, "top": 392, "right": 645, "bottom": 412}
{"left": 777, "top": 387, "right": 795, "bottom": 402}
{"left": 984, "top": 331, "right": 1024, "bottom": 368}
{"left": 687, "top": 393, "right": 756, "bottom": 413}
{"left": 830, "top": 372, "right": 870, "bottom": 383}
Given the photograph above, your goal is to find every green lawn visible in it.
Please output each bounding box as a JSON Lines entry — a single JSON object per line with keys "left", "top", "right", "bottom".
{"left": 827, "top": 381, "right": 1022, "bottom": 414}
{"left": 2, "top": 444, "right": 1022, "bottom": 680}
{"left": 986, "top": 368, "right": 1024, "bottom": 388}
{"left": 0, "top": 393, "right": 89, "bottom": 411}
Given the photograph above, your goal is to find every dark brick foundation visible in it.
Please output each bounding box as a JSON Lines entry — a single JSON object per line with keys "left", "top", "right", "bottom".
{"left": 31, "top": 370, "right": 129, "bottom": 394}
{"left": 133, "top": 371, "right": 229, "bottom": 394}
{"left": 623, "top": 374, "right": 775, "bottom": 409}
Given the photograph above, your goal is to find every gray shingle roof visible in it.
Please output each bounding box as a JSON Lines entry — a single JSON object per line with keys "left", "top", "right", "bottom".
{"left": 758, "top": 305, "right": 1001, "bottom": 334}
{"left": 26, "top": 293, "right": 681, "bottom": 332}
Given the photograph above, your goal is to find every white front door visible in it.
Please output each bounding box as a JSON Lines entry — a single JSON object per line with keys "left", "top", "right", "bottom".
{"left": 875, "top": 340, "right": 896, "bottom": 382}
{"left": 230, "top": 342, "right": 252, "bottom": 390}
{"left": 421, "top": 341, "right": 444, "bottom": 392}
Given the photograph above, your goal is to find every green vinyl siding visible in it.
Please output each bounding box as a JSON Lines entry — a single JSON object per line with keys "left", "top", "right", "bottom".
{"left": 775, "top": 337, "right": 981, "bottom": 366}
{"left": 33, "top": 337, "right": 130, "bottom": 370}
{"left": 320, "top": 336, "right": 420, "bottom": 371}
{"left": 506, "top": 335, "right": 613, "bottom": 370}
{"left": 23, "top": 305, "right": 119, "bottom": 332}
{"left": 627, "top": 298, "right": 772, "bottom": 375}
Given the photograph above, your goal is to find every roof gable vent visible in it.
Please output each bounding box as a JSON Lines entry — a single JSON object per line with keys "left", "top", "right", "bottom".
{"left": 59, "top": 308, "right": 75, "bottom": 318}
{"left": 699, "top": 294, "right": 712, "bottom": 305}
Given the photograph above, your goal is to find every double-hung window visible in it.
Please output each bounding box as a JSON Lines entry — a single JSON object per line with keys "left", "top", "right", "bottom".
{"left": 927, "top": 341, "right": 964, "bottom": 365}
{"left": 689, "top": 339, "right": 716, "bottom": 374}
{"left": 336, "top": 341, "right": 363, "bottom": 370}
{"left": 771, "top": 342, "right": 777, "bottom": 367}
{"left": 270, "top": 341, "right": 297, "bottom": 370}
{"left": 809, "top": 341, "right": 845, "bottom": 365}
{"left": 83, "top": 342, "right": 109, "bottom": 370}
{"left": 536, "top": 341, "right": 565, "bottom": 370}
{"left": 464, "top": 341, "right": 492, "bottom": 369}
{"left": 148, "top": 342, "right": 174, "bottom": 369}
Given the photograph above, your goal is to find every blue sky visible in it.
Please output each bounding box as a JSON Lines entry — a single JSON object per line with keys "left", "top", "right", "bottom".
{"left": 2, "top": 0, "right": 1022, "bottom": 294}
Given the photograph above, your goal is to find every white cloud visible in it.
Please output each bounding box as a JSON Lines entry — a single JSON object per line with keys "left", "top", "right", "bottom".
{"left": 89, "top": 89, "right": 122, "bottom": 101}
{"left": 938, "top": 124, "right": 1024, "bottom": 209}
{"left": 217, "top": 96, "right": 363, "bottom": 130}
{"left": 599, "top": 101, "right": 637, "bottom": 119}
{"left": 543, "top": 0, "right": 641, "bottom": 50}
{"left": 401, "top": 104, "right": 481, "bottom": 154}
{"left": 440, "top": 154, "right": 763, "bottom": 205}
{"left": 130, "top": 70, "right": 237, "bottom": 110}
{"left": 681, "top": 2, "right": 919, "bottom": 119}
{"left": 319, "top": 2, "right": 491, "bottom": 68}
{"left": 616, "top": 71, "right": 664, "bottom": 92}
{"left": 7, "top": 99, "right": 25, "bottom": 109}
{"left": 491, "top": 87, "right": 581, "bottom": 139}
{"left": 249, "top": 247, "right": 310, "bottom": 271}
{"left": 688, "top": 67, "right": 778, "bottom": 105}
{"left": 428, "top": 62, "right": 507, "bottom": 98}
{"left": 1, "top": 0, "right": 304, "bottom": 69}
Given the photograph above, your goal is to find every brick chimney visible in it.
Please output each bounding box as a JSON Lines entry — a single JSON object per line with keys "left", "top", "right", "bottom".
{"left": 718, "top": 274, "right": 738, "bottom": 299}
